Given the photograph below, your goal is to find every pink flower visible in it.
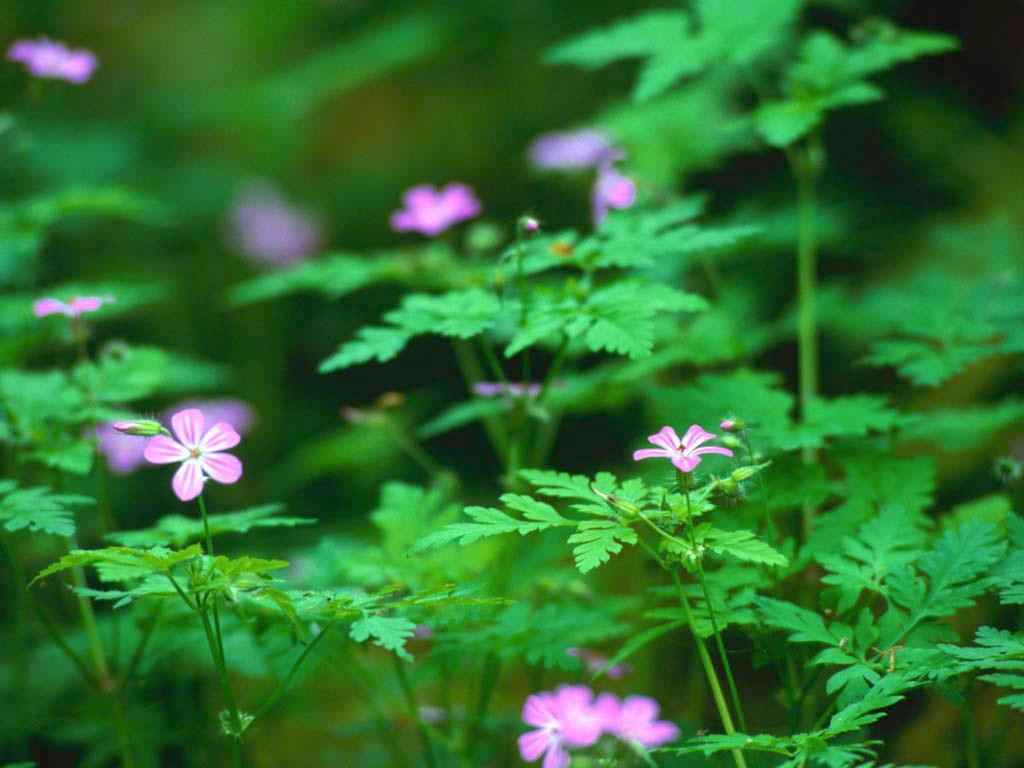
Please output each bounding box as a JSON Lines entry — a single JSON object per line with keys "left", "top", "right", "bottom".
{"left": 143, "top": 408, "right": 243, "bottom": 501}
{"left": 519, "top": 686, "right": 603, "bottom": 768}
{"left": 390, "top": 183, "right": 481, "bottom": 237}
{"left": 592, "top": 166, "right": 636, "bottom": 225}
{"left": 228, "top": 182, "right": 322, "bottom": 267}
{"left": 593, "top": 694, "right": 679, "bottom": 748}
{"left": 633, "top": 424, "right": 733, "bottom": 473}
{"left": 8, "top": 38, "right": 97, "bottom": 83}
{"left": 33, "top": 296, "right": 108, "bottom": 318}
{"left": 528, "top": 130, "right": 621, "bottom": 170}
{"left": 97, "top": 423, "right": 149, "bottom": 475}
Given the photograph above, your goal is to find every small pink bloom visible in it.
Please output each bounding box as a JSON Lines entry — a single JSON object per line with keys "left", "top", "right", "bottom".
{"left": 228, "top": 182, "right": 322, "bottom": 267}
{"left": 523, "top": 216, "right": 541, "bottom": 233}
{"left": 143, "top": 408, "right": 243, "bottom": 501}
{"left": 633, "top": 424, "right": 733, "bottom": 473}
{"left": 390, "top": 183, "right": 481, "bottom": 237}
{"left": 519, "top": 686, "right": 603, "bottom": 768}
{"left": 8, "top": 38, "right": 97, "bottom": 83}
{"left": 593, "top": 693, "right": 679, "bottom": 748}
{"left": 592, "top": 166, "right": 636, "bottom": 225}
{"left": 528, "top": 130, "right": 621, "bottom": 170}
{"left": 33, "top": 296, "right": 108, "bottom": 318}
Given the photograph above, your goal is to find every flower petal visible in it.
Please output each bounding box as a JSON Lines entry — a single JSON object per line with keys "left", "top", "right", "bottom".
{"left": 633, "top": 448, "right": 673, "bottom": 461}
{"left": 648, "top": 426, "right": 680, "bottom": 452}
{"left": 518, "top": 729, "right": 552, "bottom": 762}
{"left": 69, "top": 296, "right": 104, "bottom": 315}
{"left": 691, "top": 445, "right": 733, "bottom": 458}
{"left": 33, "top": 298, "right": 69, "bottom": 317}
{"left": 672, "top": 455, "right": 701, "bottom": 473}
{"left": 199, "top": 452, "right": 243, "bottom": 485}
{"left": 680, "top": 424, "right": 711, "bottom": 448}
{"left": 199, "top": 422, "right": 241, "bottom": 452}
{"left": 523, "top": 693, "right": 558, "bottom": 728}
{"left": 143, "top": 435, "right": 190, "bottom": 464}
{"left": 172, "top": 459, "right": 205, "bottom": 501}
{"left": 171, "top": 408, "right": 205, "bottom": 449}
{"left": 542, "top": 745, "right": 570, "bottom": 768}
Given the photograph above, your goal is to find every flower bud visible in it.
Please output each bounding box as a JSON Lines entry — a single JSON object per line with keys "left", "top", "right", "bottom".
{"left": 720, "top": 418, "right": 745, "bottom": 432}
{"left": 112, "top": 419, "right": 165, "bottom": 437}
{"left": 590, "top": 483, "right": 640, "bottom": 518}
{"left": 519, "top": 215, "right": 540, "bottom": 234}
{"left": 720, "top": 479, "right": 739, "bottom": 494}
{"left": 720, "top": 435, "right": 740, "bottom": 450}
{"left": 731, "top": 466, "right": 757, "bottom": 483}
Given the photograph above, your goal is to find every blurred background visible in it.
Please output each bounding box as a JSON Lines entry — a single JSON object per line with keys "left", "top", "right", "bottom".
{"left": 2, "top": 0, "right": 1023, "bottom": 765}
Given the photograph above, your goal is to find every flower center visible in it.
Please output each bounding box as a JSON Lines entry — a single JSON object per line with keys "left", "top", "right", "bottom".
{"left": 190, "top": 447, "right": 202, "bottom": 459}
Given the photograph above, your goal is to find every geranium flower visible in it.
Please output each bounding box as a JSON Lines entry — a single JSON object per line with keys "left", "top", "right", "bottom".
{"left": 633, "top": 424, "right": 733, "bottom": 473}
{"left": 518, "top": 686, "right": 603, "bottom": 768}
{"left": 143, "top": 408, "right": 242, "bottom": 501}
{"left": 8, "top": 38, "right": 97, "bottom": 83}
{"left": 389, "top": 183, "right": 481, "bottom": 236}
{"left": 33, "top": 296, "right": 108, "bottom": 318}
{"left": 528, "top": 129, "right": 621, "bottom": 170}
{"left": 593, "top": 693, "right": 680, "bottom": 748}
{"left": 228, "top": 182, "right": 322, "bottom": 267}
{"left": 592, "top": 166, "right": 636, "bottom": 225}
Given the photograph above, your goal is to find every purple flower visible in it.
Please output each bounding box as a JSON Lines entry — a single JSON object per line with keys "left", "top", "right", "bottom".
{"left": 144, "top": 408, "right": 243, "bottom": 501}
{"left": 528, "top": 130, "right": 621, "bottom": 170}
{"left": 519, "top": 686, "right": 603, "bottom": 768}
{"left": 229, "top": 182, "right": 322, "bottom": 267}
{"left": 97, "top": 423, "right": 150, "bottom": 475}
{"left": 566, "top": 647, "right": 630, "bottom": 680}
{"left": 593, "top": 694, "right": 680, "bottom": 748}
{"left": 169, "top": 399, "right": 255, "bottom": 436}
{"left": 592, "top": 166, "right": 637, "bottom": 226}
{"left": 633, "top": 424, "right": 733, "bottom": 473}
{"left": 8, "top": 38, "right": 97, "bottom": 83}
{"left": 33, "top": 296, "right": 108, "bottom": 318}
{"left": 473, "top": 381, "right": 542, "bottom": 398}
{"left": 390, "top": 183, "right": 481, "bottom": 237}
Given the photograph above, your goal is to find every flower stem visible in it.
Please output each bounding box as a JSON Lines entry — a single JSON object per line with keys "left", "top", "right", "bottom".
{"left": 680, "top": 479, "right": 748, "bottom": 734}
{"left": 392, "top": 654, "right": 438, "bottom": 768}
{"left": 68, "top": 534, "right": 111, "bottom": 686}
{"left": 112, "top": 692, "right": 134, "bottom": 768}
{"left": 249, "top": 618, "right": 337, "bottom": 727}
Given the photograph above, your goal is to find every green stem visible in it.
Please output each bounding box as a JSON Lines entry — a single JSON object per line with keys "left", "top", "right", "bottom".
{"left": 34, "top": 600, "right": 99, "bottom": 688}
{"left": 680, "top": 479, "right": 748, "bottom": 734}
{"left": 68, "top": 535, "right": 111, "bottom": 686}
{"left": 249, "top": 618, "right": 337, "bottom": 727}
{"left": 452, "top": 340, "right": 508, "bottom": 462}
{"left": 121, "top": 603, "right": 163, "bottom": 688}
{"left": 393, "top": 654, "right": 438, "bottom": 768}
{"left": 112, "top": 692, "right": 134, "bottom": 768}
{"left": 636, "top": 538, "right": 746, "bottom": 768}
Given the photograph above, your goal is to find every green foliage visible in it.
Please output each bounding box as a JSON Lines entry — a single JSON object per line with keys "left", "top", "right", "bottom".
{"left": 0, "top": 480, "right": 92, "bottom": 537}
{"left": 106, "top": 504, "right": 315, "bottom": 548}
{"left": 938, "top": 627, "right": 1024, "bottom": 712}
{"left": 350, "top": 615, "right": 417, "bottom": 661}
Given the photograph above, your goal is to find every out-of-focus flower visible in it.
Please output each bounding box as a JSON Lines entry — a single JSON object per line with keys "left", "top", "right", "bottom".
{"left": 521, "top": 215, "right": 541, "bottom": 234}
{"left": 33, "top": 296, "right": 108, "bottom": 318}
{"left": 8, "top": 38, "right": 97, "bottom": 83}
{"left": 169, "top": 399, "right": 255, "bottom": 436}
{"left": 519, "top": 686, "right": 603, "bottom": 768}
{"left": 593, "top": 693, "right": 680, "bottom": 748}
{"left": 633, "top": 424, "right": 733, "bottom": 473}
{"left": 592, "top": 166, "right": 637, "bottom": 226}
{"left": 528, "top": 130, "right": 621, "bottom": 170}
{"left": 144, "top": 408, "right": 243, "bottom": 501}
{"left": 528, "top": 128, "right": 636, "bottom": 226}
{"left": 229, "top": 182, "right": 322, "bottom": 267}
{"left": 97, "top": 423, "right": 149, "bottom": 475}
{"left": 473, "top": 381, "right": 543, "bottom": 398}
{"left": 566, "top": 647, "right": 631, "bottom": 680}
{"left": 390, "top": 183, "right": 481, "bottom": 237}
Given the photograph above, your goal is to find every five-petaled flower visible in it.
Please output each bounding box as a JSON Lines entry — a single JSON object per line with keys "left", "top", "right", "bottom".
{"left": 593, "top": 693, "right": 680, "bottom": 748}
{"left": 518, "top": 686, "right": 603, "bottom": 768}
{"left": 633, "top": 424, "right": 733, "bottom": 473}
{"left": 144, "top": 408, "right": 243, "bottom": 501}
{"left": 33, "top": 296, "right": 108, "bottom": 318}
{"left": 390, "top": 183, "right": 481, "bottom": 237}
{"left": 7, "top": 38, "right": 97, "bottom": 83}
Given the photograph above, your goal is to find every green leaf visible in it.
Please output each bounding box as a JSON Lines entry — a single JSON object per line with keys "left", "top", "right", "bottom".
{"left": 106, "top": 504, "right": 315, "bottom": 548}
{"left": 228, "top": 253, "right": 401, "bottom": 305}
{"left": 350, "top": 615, "right": 416, "bottom": 661}
{"left": 0, "top": 482, "right": 92, "bottom": 537}
{"left": 409, "top": 496, "right": 573, "bottom": 552}
{"left": 32, "top": 545, "right": 204, "bottom": 586}
{"left": 704, "top": 528, "right": 788, "bottom": 566}
{"left": 568, "top": 520, "right": 638, "bottom": 573}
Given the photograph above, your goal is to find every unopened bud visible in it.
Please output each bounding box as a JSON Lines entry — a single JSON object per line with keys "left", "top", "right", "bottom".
{"left": 731, "top": 466, "right": 757, "bottom": 483}
{"left": 590, "top": 483, "right": 640, "bottom": 518}
{"left": 720, "top": 419, "right": 745, "bottom": 432}
{"left": 720, "top": 435, "right": 740, "bottom": 450}
{"left": 520, "top": 215, "right": 540, "bottom": 234}
{"left": 112, "top": 419, "right": 165, "bottom": 437}
{"left": 720, "top": 479, "right": 739, "bottom": 494}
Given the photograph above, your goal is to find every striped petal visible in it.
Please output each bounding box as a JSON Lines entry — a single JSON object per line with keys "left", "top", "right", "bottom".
{"left": 518, "top": 729, "right": 553, "bottom": 762}
{"left": 199, "top": 422, "right": 240, "bottom": 453}
{"left": 172, "top": 459, "right": 205, "bottom": 501}
{"left": 681, "top": 424, "right": 714, "bottom": 449}
{"left": 33, "top": 298, "right": 70, "bottom": 317}
{"left": 199, "top": 452, "right": 242, "bottom": 485}
{"left": 672, "top": 455, "right": 701, "bottom": 473}
{"left": 633, "top": 448, "right": 673, "bottom": 461}
{"left": 171, "top": 408, "right": 204, "bottom": 449}
{"left": 648, "top": 426, "right": 680, "bottom": 452}
{"left": 143, "top": 435, "right": 189, "bottom": 464}
{"left": 691, "top": 445, "right": 733, "bottom": 458}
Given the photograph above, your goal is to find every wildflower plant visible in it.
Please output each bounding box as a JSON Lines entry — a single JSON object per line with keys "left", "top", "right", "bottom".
{"left": 2, "top": 2, "right": 1023, "bottom": 768}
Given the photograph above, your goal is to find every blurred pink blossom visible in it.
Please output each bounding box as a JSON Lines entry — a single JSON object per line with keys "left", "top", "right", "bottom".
{"left": 518, "top": 686, "right": 604, "bottom": 768}
{"left": 229, "top": 182, "right": 322, "bottom": 267}
{"left": 593, "top": 693, "right": 680, "bottom": 748}
{"left": 592, "top": 166, "right": 636, "bottom": 225}
{"left": 390, "top": 183, "right": 481, "bottom": 237}
{"left": 33, "top": 296, "right": 108, "bottom": 318}
{"left": 8, "top": 37, "right": 97, "bottom": 83}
